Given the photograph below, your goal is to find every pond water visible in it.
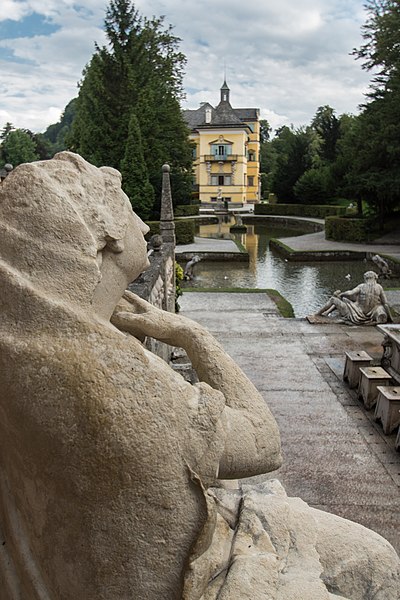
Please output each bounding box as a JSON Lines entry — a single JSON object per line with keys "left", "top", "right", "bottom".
{"left": 180, "top": 216, "right": 400, "bottom": 318}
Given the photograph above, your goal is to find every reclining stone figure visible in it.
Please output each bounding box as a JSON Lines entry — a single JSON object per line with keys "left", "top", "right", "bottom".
{"left": 0, "top": 153, "right": 398, "bottom": 599}
{"left": 315, "top": 270, "right": 391, "bottom": 325}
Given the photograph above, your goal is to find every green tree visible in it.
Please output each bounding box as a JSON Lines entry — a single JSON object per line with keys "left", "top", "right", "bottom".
{"left": 120, "top": 111, "right": 154, "bottom": 219}
{"left": 259, "top": 119, "right": 271, "bottom": 144}
{"left": 354, "top": 0, "right": 400, "bottom": 97}
{"left": 259, "top": 119, "right": 275, "bottom": 198}
{"left": 1, "top": 129, "right": 39, "bottom": 166}
{"left": 69, "top": 0, "right": 192, "bottom": 211}
{"left": 0, "top": 122, "right": 14, "bottom": 141}
{"left": 294, "top": 166, "right": 334, "bottom": 204}
{"left": 349, "top": 0, "right": 400, "bottom": 221}
{"left": 30, "top": 133, "right": 54, "bottom": 160}
{"left": 43, "top": 98, "right": 77, "bottom": 153}
{"left": 345, "top": 94, "right": 400, "bottom": 220}
{"left": 270, "top": 126, "right": 319, "bottom": 203}
{"left": 311, "top": 105, "right": 340, "bottom": 163}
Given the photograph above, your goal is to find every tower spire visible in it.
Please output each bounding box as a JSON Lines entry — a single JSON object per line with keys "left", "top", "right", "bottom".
{"left": 220, "top": 75, "right": 230, "bottom": 103}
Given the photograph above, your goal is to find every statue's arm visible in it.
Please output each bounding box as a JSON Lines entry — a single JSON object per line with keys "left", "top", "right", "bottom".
{"left": 111, "top": 292, "right": 282, "bottom": 479}
{"left": 340, "top": 285, "right": 360, "bottom": 300}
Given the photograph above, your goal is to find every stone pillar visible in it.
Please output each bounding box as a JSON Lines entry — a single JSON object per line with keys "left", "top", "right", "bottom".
{"left": 159, "top": 164, "right": 176, "bottom": 315}
{"left": 160, "top": 164, "right": 175, "bottom": 245}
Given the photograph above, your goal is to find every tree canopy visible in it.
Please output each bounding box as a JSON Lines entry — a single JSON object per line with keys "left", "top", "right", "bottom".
{"left": 347, "top": 0, "right": 400, "bottom": 220}
{"left": 68, "top": 0, "right": 193, "bottom": 217}
{"left": 0, "top": 129, "right": 39, "bottom": 166}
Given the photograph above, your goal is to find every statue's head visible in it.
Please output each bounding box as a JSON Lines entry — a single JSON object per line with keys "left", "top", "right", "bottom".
{"left": 0, "top": 152, "right": 148, "bottom": 313}
{"left": 364, "top": 271, "right": 379, "bottom": 283}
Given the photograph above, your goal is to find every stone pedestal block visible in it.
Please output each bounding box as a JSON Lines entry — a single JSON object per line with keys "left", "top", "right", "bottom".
{"left": 343, "top": 350, "right": 373, "bottom": 389}
{"left": 374, "top": 386, "right": 400, "bottom": 435}
{"left": 358, "top": 366, "right": 392, "bottom": 410}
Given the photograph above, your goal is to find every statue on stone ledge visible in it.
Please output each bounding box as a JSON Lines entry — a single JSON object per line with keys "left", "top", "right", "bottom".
{"left": 314, "top": 270, "right": 392, "bottom": 325}
{"left": 0, "top": 153, "right": 398, "bottom": 599}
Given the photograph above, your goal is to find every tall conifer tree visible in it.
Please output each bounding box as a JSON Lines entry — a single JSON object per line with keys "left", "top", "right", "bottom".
{"left": 348, "top": 0, "right": 400, "bottom": 220}
{"left": 69, "top": 0, "right": 192, "bottom": 217}
{"left": 120, "top": 112, "right": 154, "bottom": 219}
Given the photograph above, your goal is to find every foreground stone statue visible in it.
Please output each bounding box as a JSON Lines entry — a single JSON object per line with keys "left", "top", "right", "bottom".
{"left": 315, "top": 271, "right": 391, "bottom": 325}
{"left": 0, "top": 153, "right": 398, "bottom": 599}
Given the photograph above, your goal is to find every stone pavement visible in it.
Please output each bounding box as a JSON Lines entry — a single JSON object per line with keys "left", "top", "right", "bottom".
{"left": 176, "top": 235, "right": 242, "bottom": 255}
{"left": 180, "top": 291, "right": 400, "bottom": 554}
{"left": 281, "top": 229, "right": 400, "bottom": 260}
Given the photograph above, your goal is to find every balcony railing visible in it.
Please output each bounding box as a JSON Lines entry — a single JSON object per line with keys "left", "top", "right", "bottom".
{"left": 204, "top": 154, "right": 238, "bottom": 162}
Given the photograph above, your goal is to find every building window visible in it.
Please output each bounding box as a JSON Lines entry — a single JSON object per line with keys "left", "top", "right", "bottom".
{"left": 248, "top": 176, "right": 254, "bottom": 187}
{"left": 248, "top": 152, "right": 255, "bottom": 162}
{"left": 192, "top": 146, "right": 197, "bottom": 158}
{"left": 211, "top": 175, "right": 231, "bottom": 186}
{"left": 211, "top": 144, "right": 232, "bottom": 158}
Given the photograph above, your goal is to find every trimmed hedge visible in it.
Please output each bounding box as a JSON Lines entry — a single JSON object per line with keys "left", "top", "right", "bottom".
{"left": 255, "top": 203, "right": 346, "bottom": 218}
{"left": 145, "top": 221, "right": 161, "bottom": 238}
{"left": 174, "top": 204, "right": 200, "bottom": 217}
{"left": 325, "top": 216, "right": 375, "bottom": 242}
{"left": 175, "top": 219, "right": 195, "bottom": 244}
{"left": 145, "top": 218, "right": 195, "bottom": 245}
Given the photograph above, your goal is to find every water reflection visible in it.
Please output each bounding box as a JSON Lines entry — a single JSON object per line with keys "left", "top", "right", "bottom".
{"left": 181, "top": 216, "right": 400, "bottom": 317}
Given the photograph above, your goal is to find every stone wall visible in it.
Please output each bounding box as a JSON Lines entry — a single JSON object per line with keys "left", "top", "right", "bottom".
{"left": 128, "top": 240, "right": 175, "bottom": 362}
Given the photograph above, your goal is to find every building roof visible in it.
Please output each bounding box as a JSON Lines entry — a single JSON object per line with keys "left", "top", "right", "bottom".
{"left": 220, "top": 79, "right": 230, "bottom": 91}
{"left": 183, "top": 102, "right": 258, "bottom": 130}
{"left": 212, "top": 100, "right": 243, "bottom": 126}
{"left": 235, "top": 108, "right": 259, "bottom": 121}
{"left": 183, "top": 80, "right": 259, "bottom": 131}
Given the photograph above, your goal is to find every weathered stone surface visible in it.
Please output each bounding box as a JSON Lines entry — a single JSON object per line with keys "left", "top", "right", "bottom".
{"left": 0, "top": 153, "right": 398, "bottom": 599}
{"left": 185, "top": 481, "right": 400, "bottom": 600}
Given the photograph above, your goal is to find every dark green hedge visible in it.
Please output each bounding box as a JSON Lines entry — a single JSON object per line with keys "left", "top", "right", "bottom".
{"left": 174, "top": 204, "right": 199, "bottom": 217}
{"left": 325, "top": 216, "right": 375, "bottom": 242}
{"left": 145, "top": 219, "right": 195, "bottom": 245}
{"left": 175, "top": 219, "right": 195, "bottom": 244}
{"left": 145, "top": 221, "right": 160, "bottom": 238}
{"left": 255, "top": 204, "right": 346, "bottom": 218}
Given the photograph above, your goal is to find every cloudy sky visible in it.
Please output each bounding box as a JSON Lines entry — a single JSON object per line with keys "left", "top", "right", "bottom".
{"left": 0, "top": 0, "right": 372, "bottom": 134}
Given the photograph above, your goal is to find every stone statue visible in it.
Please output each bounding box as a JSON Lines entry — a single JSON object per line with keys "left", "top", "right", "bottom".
{"left": 372, "top": 254, "right": 392, "bottom": 279}
{"left": 315, "top": 271, "right": 392, "bottom": 325}
{"left": 184, "top": 255, "right": 201, "bottom": 280}
{"left": 0, "top": 153, "right": 398, "bottom": 599}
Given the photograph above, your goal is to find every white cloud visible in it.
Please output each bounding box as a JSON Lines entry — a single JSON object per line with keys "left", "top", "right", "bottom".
{"left": 0, "top": 1, "right": 30, "bottom": 22}
{"left": 0, "top": 0, "right": 371, "bottom": 132}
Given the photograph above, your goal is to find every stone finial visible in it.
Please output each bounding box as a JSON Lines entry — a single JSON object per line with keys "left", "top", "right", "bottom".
{"left": 0, "top": 163, "right": 13, "bottom": 181}
{"left": 160, "top": 163, "right": 175, "bottom": 246}
{"left": 149, "top": 233, "right": 163, "bottom": 251}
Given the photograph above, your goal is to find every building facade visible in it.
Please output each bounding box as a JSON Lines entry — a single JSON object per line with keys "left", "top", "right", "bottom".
{"left": 183, "top": 81, "right": 260, "bottom": 206}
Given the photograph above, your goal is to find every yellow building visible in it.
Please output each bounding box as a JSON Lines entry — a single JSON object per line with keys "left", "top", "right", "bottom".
{"left": 183, "top": 80, "right": 260, "bottom": 206}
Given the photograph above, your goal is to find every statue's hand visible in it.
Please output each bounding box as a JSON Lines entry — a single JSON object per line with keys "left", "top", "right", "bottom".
{"left": 111, "top": 291, "right": 181, "bottom": 344}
